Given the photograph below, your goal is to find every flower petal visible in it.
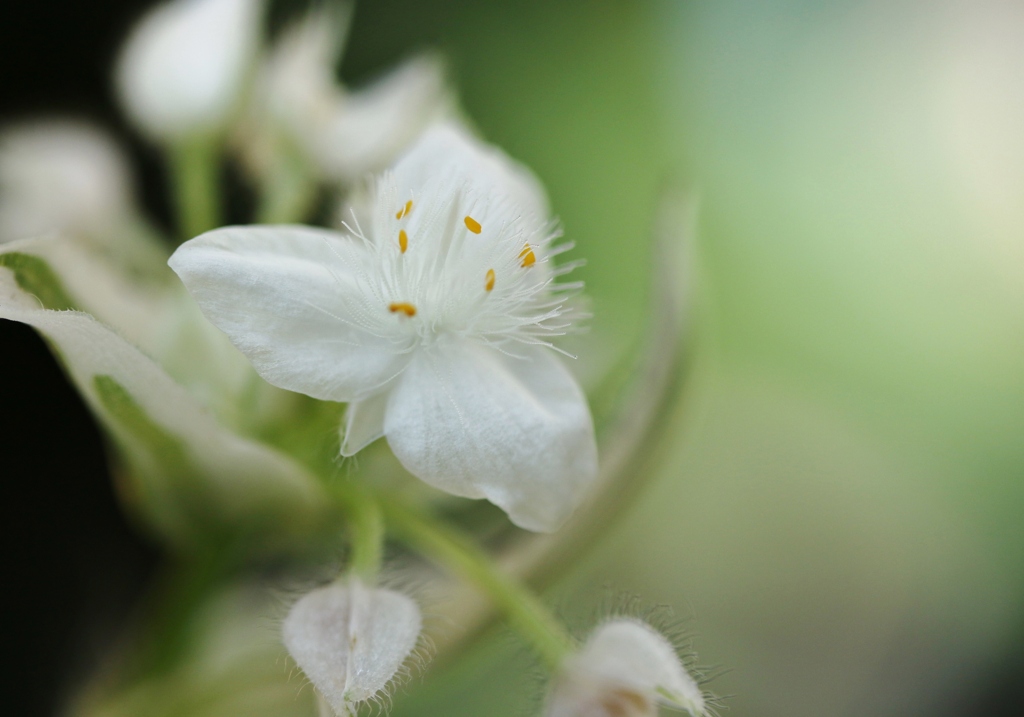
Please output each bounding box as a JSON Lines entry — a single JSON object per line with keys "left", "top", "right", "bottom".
{"left": 258, "top": 3, "right": 349, "bottom": 144}
{"left": 389, "top": 122, "right": 550, "bottom": 226}
{"left": 383, "top": 339, "right": 597, "bottom": 532}
{"left": 170, "top": 225, "right": 411, "bottom": 402}
{"left": 340, "top": 391, "right": 388, "bottom": 457}
{"left": 317, "top": 54, "right": 450, "bottom": 181}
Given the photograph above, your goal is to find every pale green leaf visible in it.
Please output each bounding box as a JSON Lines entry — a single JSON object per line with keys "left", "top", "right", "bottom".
{"left": 0, "top": 261, "right": 328, "bottom": 547}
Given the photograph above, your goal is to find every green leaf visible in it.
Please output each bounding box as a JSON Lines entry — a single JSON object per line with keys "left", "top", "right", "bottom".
{"left": 1, "top": 267, "right": 328, "bottom": 549}
{"left": 95, "top": 374, "right": 189, "bottom": 470}
{"left": 0, "top": 251, "right": 76, "bottom": 310}
{"left": 93, "top": 374, "right": 220, "bottom": 539}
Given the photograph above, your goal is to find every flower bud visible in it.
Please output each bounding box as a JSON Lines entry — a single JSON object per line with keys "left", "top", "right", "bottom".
{"left": 0, "top": 120, "right": 133, "bottom": 243}
{"left": 282, "top": 578, "right": 421, "bottom": 715}
{"left": 115, "top": 0, "right": 262, "bottom": 140}
{"left": 241, "top": 5, "right": 449, "bottom": 182}
{"left": 547, "top": 618, "right": 707, "bottom": 717}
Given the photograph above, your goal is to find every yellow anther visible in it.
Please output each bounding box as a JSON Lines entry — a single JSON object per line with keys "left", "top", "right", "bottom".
{"left": 485, "top": 268, "right": 496, "bottom": 292}
{"left": 388, "top": 302, "right": 417, "bottom": 317}
{"left": 395, "top": 199, "right": 413, "bottom": 219}
{"left": 464, "top": 215, "right": 482, "bottom": 234}
{"left": 398, "top": 229, "right": 408, "bottom": 253}
{"left": 519, "top": 243, "right": 536, "bottom": 268}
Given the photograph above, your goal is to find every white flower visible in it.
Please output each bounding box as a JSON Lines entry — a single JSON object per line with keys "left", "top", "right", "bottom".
{"left": 115, "top": 0, "right": 263, "bottom": 140}
{"left": 547, "top": 619, "right": 707, "bottom": 717}
{"left": 170, "top": 124, "right": 598, "bottom": 532}
{"left": 244, "top": 3, "right": 449, "bottom": 182}
{"left": 0, "top": 121, "right": 133, "bottom": 243}
{"left": 282, "top": 578, "right": 421, "bottom": 716}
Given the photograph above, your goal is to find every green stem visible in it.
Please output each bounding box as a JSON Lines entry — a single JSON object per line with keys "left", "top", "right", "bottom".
{"left": 380, "top": 498, "right": 573, "bottom": 668}
{"left": 256, "top": 150, "right": 318, "bottom": 225}
{"left": 332, "top": 479, "right": 385, "bottom": 580}
{"left": 169, "top": 135, "right": 221, "bottom": 242}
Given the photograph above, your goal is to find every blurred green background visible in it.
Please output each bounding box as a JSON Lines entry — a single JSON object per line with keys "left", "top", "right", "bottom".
{"left": 342, "top": 1, "right": 1024, "bottom": 715}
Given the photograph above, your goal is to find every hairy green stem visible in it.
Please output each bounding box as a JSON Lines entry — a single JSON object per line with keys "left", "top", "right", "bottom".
{"left": 380, "top": 498, "right": 573, "bottom": 668}
{"left": 169, "top": 135, "right": 221, "bottom": 242}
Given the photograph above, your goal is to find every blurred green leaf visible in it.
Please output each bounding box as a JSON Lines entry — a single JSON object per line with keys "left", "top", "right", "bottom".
{"left": 0, "top": 251, "right": 76, "bottom": 310}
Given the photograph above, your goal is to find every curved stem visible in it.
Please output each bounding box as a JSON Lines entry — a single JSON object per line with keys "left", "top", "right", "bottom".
{"left": 169, "top": 135, "right": 221, "bottom": 242}
{"left": 379, "top": 498, "right": 573, "bottom": 669}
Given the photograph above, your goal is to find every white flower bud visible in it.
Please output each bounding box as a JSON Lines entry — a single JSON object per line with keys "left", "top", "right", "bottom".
{"left": 282, "top": 578, "right": 421, "bottom": 716}
{"left": 547, "top": 619, "right": 707, "bottom": 717}
{"left": 115, "top": 0, "right": 262, "bottom": 140}
{"left": 241, "top": 4, "right": 449, "bottom": 182}
{"left": 0, "top": 121, "right": 133, "bottom": 243}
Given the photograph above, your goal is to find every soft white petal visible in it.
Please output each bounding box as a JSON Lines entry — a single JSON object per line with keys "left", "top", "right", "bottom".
{"left": 282, "top": 579, "right": 421, "bottom": 714}
{"left": 170, "top": 225, "right": 412, "bottom": 402}
{"left": 0, "top": 265, "right": 325, "bottom": 544}
{"left": 340, "top": 391, "right": 389, "bottom": 456}
{"left": 116, "top": 0, "right": 262, "bottom": 139}
{"left": 0, "top": 121, "right": 133, "bottom": 243}
{"left": 248, "top": 8, "right": 446, "bottom": 185}
{"left": 575, "top": 620, "right": 705, "bottom": 715}
{"left": 261, "top": 3, "right": 349, "bottom": 138}
{"left": 383, "top": 339, "right": 597, "bottom": 532}
{"left": 317, "top": 54, "right": 450, "bottom": 181}
{"left": 389, "top": 122, "right": 550, "bottom": 225}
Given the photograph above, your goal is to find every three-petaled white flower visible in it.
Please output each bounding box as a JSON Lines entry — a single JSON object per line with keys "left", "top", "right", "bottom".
{"left": 170, "top": 124, "right": 598, "bottom": 531}
{"left": 547, "top": 619, "right": 708, "bottom": 717}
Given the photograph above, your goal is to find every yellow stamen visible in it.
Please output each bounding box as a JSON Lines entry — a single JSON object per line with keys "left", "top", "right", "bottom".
{"left": 485, "top": 268, "right": 496, "bottom": 292}
{"left": 388, "top": 302, "right": 416, "bottom": 317}
{"left": 519, "top": 243, "right": 536, "bottom": 268}
{"left": 398, "top": 229, "right": 408, "bottom": 253}
{"left": 395, "top": 199, "right": 413, "bottom": 219}
{"left": 464, "top": 215, "right": 482, "bottom": 234}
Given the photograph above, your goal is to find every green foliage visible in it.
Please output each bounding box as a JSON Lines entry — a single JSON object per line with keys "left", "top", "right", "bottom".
{"left": 93, "top": 373, "right": 220, "bottom": 544}
{"left": 95, "top": 374, "right": 189, "bottom": 471}
{"left": 0, "top": 252, "right": 76, "bottom": 310}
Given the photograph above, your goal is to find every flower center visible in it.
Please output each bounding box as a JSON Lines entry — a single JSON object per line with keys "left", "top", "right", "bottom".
{"left": 362, "top": 182, "right": 577, "bottom": 355}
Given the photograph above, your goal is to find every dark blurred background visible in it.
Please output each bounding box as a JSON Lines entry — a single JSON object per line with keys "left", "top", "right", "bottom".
{"left": 1, "top": 3, "right": 158, "bottom": 715}
{"left": 3, "top": 1, "right": 1024, "bottom": 716}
